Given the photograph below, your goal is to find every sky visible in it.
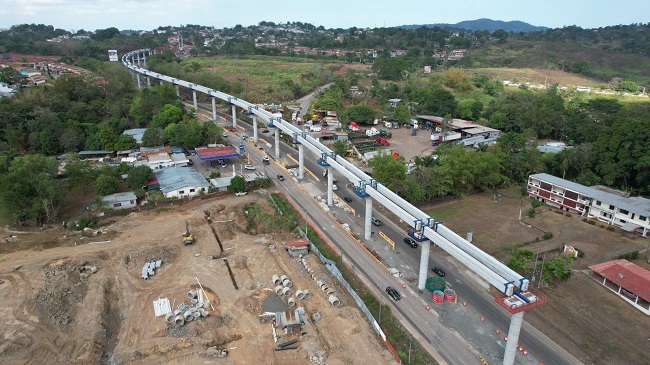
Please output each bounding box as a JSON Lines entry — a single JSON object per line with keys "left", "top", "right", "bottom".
{"left": 0, "top": 0, "right": 647, "bottom": 32}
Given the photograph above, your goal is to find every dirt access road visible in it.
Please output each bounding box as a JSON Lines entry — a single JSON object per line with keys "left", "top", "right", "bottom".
{"left": 0, "top": 194, "right": 396, "bottom": 365}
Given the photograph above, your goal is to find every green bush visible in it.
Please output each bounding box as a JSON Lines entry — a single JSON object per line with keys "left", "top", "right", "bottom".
{"left": 587, "top": 220, "right": 596, "bottom": 225}
{"left": 528, "top": 208, "right": 536, "bottom": 218}
{"left": 75, "top": 215, "right": 97, "bottom": 230}
{"left": 618, "top": 251, "right": 639, "bottom": 260}
{"left": 543, "top": 232, "right": 553, "bottom": 240}
{"left": 606, "top": 226, "right": 616, "bottom": 231}
{"left": 530, "top": 198, "right": 544, "bottom": 209}
{"left": 582, "top": 218, "right": 587, "bottom": 222}
{"left": 565, "top": 213, "right": 571, "bottom": 217}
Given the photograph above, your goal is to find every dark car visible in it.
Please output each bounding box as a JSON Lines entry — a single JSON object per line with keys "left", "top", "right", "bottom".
{"left": 261, "top": 129, "right": 270, "bottom": 134}
{"left": 432, "top": 267, "right": 446, "bottom": 277}
{"left": 386, "top": 286, "right": 401, "bottom": 301}
{"left": 277, "top": 174, "right": 285, "bottom": 181}
{"left": 371, "top": 217, "right": 382, "bottom": 226}
{"left": 403, "top": 237, "right": 418, "bottom": 248}
{"left": 343, "top": 196, "right": 353, "bottom": 203}
{"left": 187, "top": 159, "right": 194, "bottom": 166}
{"left": 262, "top": 156, "right": 270, "bottom": 165}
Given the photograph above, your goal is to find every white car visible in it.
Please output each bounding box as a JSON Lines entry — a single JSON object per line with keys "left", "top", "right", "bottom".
{"left": 332, "top": 184, "right": 338, "bottom": 191}
{"left": 244, "top": 165, "right": 256, "bottom": 170}
{"left": 235, "top": 192, "right": 247, "bottom": 196}
{"left": 222, "top": 132, "right": 228, "bottom": 138}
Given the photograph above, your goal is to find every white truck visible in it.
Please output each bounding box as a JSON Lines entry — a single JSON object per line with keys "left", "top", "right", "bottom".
{"left": 431, "top": 131, "right": 462, "bottom": 145}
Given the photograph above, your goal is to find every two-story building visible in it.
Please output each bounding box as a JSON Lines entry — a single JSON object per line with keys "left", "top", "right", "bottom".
{"left": 527, "top": 173, "right": 650, "bottom": 237}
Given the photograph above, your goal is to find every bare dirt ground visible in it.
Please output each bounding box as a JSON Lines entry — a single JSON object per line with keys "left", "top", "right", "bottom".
{"left": 421, "top": 187, "right": 650, "bottom": 365}
{"left": 0, "top": 193, "right": 396, "bottom": 365}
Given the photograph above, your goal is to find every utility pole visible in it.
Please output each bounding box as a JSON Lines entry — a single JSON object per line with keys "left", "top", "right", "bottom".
{"left": 538, "top": 244, "right": 548, "bottom": 288}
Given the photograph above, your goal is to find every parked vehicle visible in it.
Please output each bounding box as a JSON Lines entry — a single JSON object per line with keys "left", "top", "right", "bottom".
{"left": 242, "top": 134, "right": 249, "bottom": 140}
{"left": 262, "top": 156, "right": 270, "bottom": 165}
{"left": 403, "top": 237, "right": 418, "bottom": 248}
{"left": 371, "top": 217, "right": 382, "bottom": 226}
{"left": 432, "top": 267, "right": 446, "bottom": 277}
{"left": 332, "top": 184, "right": 338, "bottom": 191}
{"left": 386, "top": 286, "right": 401, "bottom": 301}
{"left": 244, "top": 165, "right": 256, "bottom": 170}
{"left": 222, "top": 132, "right": 228, "bottom": 138}
{"left": 187, "top": 159, "right": 194, "bottom": 166}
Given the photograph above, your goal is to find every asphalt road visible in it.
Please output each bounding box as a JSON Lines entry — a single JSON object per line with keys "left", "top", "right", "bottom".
{"left": 193, "top": 102, "right": 582, "bottom": 365}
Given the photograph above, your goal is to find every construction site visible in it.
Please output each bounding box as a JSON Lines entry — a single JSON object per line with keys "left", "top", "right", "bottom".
{"left": 0, "top": 195, "right": 397, "bottom": 365}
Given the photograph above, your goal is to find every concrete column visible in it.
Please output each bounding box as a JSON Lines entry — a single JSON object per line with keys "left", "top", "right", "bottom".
{"left": 298, "top": 144, "right": 304, "bottom": 179}
{"left": 175, "top": 85, "right": 180, "bottom": 96}
{"left": 274, "top": 128, "right": 280, "bottom": 159}
{"left": 143, "top": 54, "right": 147, "bottom": 68}
{"left": 253, "top": 116, "right": 258, "bottom": 143}
{"left": 418, "top": 240, "right": 431, "bottom": 290}
{"left": 159, "top": 80, "right": 163, "bottom": 86}
{"left": 136, "top": 53, "right": 141, "bottom": 67}
{"left": 131, "top": 55, "right": 135, "bottom": 65}
{"left": 231, "top": 105, "right": 237, "bottom": 128}
{"left": 147, "top": 76, "right": 151, "bottom": 87}
{"left": 192, "top": 90, "right": 197, "bottom": 110}
{"left": 136, "top": 74, "right": 141, "bottom": 89}
{"left": 327, "top": 167, "right": 333, "bottom": 206}
{"left": 364, "top": 197, "right": 373, "bottom": 240}
{"left": 503, "top": 312, "right": 524, "bottom": 365}
{"left": 211, "top": 98, "right": 217, "bottom": 120}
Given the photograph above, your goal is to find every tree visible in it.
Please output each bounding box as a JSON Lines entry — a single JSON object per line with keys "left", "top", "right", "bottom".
{"left": 617, "top": 80, "right": 638, "bottom": 93}
{"left": 393, "top": 104, "right": 411, "bottom": 123}
{"left": 125, "top": 165, "right": 153, "bottom": 190}
{"left": 141, "top": 128, "right": 166, "bottom": 146}
{"left": 114, "top": 135, "right": 138, "bottom": 151}
{"left": 65, "top": 160, "right": 99, "bottom": 196}
{"left": 0, "top": 155, "right": 67, "bottom": 224}
{"left": 343, "top": 105, "right": 376, "bottom": 124}
{"left": 507, "top": 249, "right": 534, "bottom": 273}
{"left": 228, "top": 175, "right": 246, "bottom": 193}
{"left": 443, "top": 68, "right": 473, "bottom": 91}
{"left": 94, "top": 174, "right": 120, "bottom": 196}
{"left": 151, "top": 104, "right": 183, "bottom": 129}
{"left": 571, "top": 61, "right": 590, "bottom": 75}
{"left": 332, "top": 140, "right": 351, "bottom": 156}
{"left": 368, "top": 153, "right": 407, "bottom": 193}
{"left": 541, "top": 255, "right": 574, "bottom": 284}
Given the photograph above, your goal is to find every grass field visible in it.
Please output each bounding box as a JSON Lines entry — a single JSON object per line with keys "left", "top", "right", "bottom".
{"left": 184, "top": 56, "right": 341, "bottom": 102}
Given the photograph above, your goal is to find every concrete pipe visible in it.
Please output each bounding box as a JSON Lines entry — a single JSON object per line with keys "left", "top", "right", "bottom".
{"left": 148, "top": 268, "right": 155, "bottom": 276}
{"left": 312, "top": 312, "right": 321, "bottom": 323}
{"left": 288, "top": 297, "right": 296, "bottom": 307}
{"left": 282, "top": 279, "right": 293, "bottom": 288}
{"left": 90, "top": 266, "right": 97, "bottom": 274}
{"left": 165, "top": 312, "right": 175, "bottom": 323}
{"left": 272, "top": 274, "right": 281, "bottom": 285}
{"left": 191, "top": 298, "right": 198, "bottom": 304}
{"left": 202, "top": 302, "right": 210, "bottom": 309}
{"left": 321, "top": 285, "right": 329, "bottom": 292}
{"left": 173, "top": 309, "right": 182, "bottom": 316}
{"left": 184, "top": 311, "right": 194, "bottom": 322}
{"left": 296, "top": 307, "right": 305, "bottom": 315}
{"left": 155, "top": 260, "right": 162, "bottom": 268}
{"left": 326, "top": 288, "right": 335, "bottom": 296}
{"left": 187, "top": 290, "right": 197, "bottom": 299}
{"left": 316, "top": 280, "right": 324, "bottom": 288}
{"left": 328, "top": 295, "right": 341, "bottom": 307}
{"left": 200, "top": 309, "right": 209, "bottom": 318}
{"left": 275, "top": 285, "right": 284, "bottom": 295}
{"left": 193, "top": 311, "right": 201, "bottom": 318}
{"left": 296, "top": 290, "right": 305, "bottom": 300}
{"left": 280, "top": 275, "right": 289, "bottom": 283}
{"left": 282, "top": 287, "right": 292, "bottom": 296}
{"left": 174, "top": 315, "right": 185, "bottom": 326}
{"left": 303, "top": 290, "right": 312, "bottom": 299}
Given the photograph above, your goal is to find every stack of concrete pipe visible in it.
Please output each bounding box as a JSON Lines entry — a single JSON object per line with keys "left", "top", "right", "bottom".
{"left": 299, "top": 256, "right": 341, "bottom": 307}
{"left": 141, "top": 259, "right": 163, "bottom": 280}
{"left": 161, "top": 291, "right": 211, "bottom": 327}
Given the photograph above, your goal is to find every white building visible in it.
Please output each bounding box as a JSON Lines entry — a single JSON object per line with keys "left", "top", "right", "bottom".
{"left": 528, "top": 173, "right": 650, "bottom": 237}
{"left": 155, "top": 167, "right": 210, "bottom": 198}
{"left": 102, "top": 192, "right": 137, "bottom": 210}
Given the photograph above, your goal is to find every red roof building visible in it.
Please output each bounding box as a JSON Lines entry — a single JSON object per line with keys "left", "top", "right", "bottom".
{"left": 283, "top": 239, "right": 309, "bottom": 258}
{"left": 589, "top": 259, "right": 650, "bottom": 315}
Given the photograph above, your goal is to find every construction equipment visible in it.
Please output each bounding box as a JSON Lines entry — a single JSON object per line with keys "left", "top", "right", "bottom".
{"left": 182, "top": 221, "right": 195, "bottom": 245}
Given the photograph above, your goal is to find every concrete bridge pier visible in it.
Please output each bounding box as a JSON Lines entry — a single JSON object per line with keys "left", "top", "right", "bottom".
{"left": 327, "top": 167, "right": 333, "bottom": 206}
{"left": 212, "top": 97, "right": 217, "bottom": 121}
{"left": 364, "top": 198, "right": 373, "bottom": 240}
{"left": 274, "top": 128, "right": 280, "bottom": 159}
{"left": 298, "top": 144, "right": 304, "bottom": 179}
{"left": 253, "top": 116, "right": 258, "bottom": 143}
{"left": 231, "top": 105, "right": 237, "bottom": 128}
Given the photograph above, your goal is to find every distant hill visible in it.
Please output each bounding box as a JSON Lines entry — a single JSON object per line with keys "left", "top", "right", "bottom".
{"left": 401, "top": 18, "right": 548, "bottom": 33}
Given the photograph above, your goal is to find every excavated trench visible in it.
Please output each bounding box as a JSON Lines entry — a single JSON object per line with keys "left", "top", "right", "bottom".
{"left": 99, "top": 278, "right": 122, "bottom": 365}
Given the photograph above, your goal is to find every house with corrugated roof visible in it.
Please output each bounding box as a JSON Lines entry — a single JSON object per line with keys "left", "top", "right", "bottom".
{"left": 102, "top": 191, "right": 137, "bottom": 210}
{"left": 589, "top": 259, "right": 650, "bottom": 315}
{"left": 155, "top": 167, "right": 210, "bottom": 198}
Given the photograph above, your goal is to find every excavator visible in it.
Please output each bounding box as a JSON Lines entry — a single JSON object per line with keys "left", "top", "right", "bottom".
{"left": 182, "top": 221, "right": 195, "bottom": 245}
